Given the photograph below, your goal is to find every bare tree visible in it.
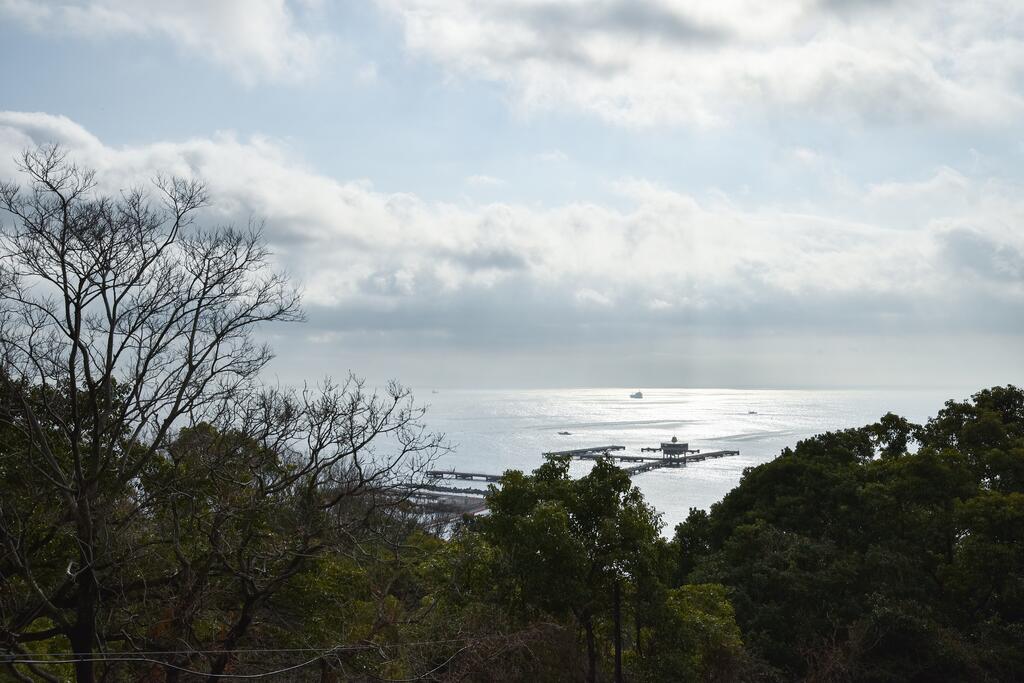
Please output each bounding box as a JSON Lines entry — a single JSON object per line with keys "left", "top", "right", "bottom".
{"left": 0, "top": 146, "right": 443, "bottom": 682}
{"left": 135, "top": 378, "right": 446, "bottom": 681}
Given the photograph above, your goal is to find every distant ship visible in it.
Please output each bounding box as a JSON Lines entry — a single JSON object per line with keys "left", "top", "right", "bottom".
{"left": 630, "top": 391, "right": 644, "bottom": 399}
{"left": 558, "top": 431, "right": 571, "bottom": 435}
{"left": 748, "top": 410, "right": 757, "bottom": 414}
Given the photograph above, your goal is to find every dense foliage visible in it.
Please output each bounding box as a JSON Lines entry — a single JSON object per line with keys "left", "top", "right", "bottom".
{"left": 2, "top": 149, "right": 1022, "bottom": 681}
{"left": 674, "top": 385, "right": 1024, "bottom": 681}
{"left": 7, "top": 385, "right": 1021, "bottom": 680}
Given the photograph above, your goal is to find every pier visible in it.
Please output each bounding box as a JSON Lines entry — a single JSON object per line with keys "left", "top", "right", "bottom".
{"left": 620, "top": 450, "right": 739, "bottom": 475}
{"left": 426, "top": 469, "right": 503, "bottom": 483}
{"left": 561, "top": 446, "right": 740, "bottom": 477}
{"left": 406, "top": 482, "right": 489, "bottom": 495}
{"left": 573, "top": 453, "right": 689, "bottom": 463}
{"left": 415, "top": 442, "right": 740, "bottom": 516}
{"left": 405, "top": 479, "right": 490, "bottom": 519}
{"left": 409, "top": 490, "right": 489, "bottom": 517}
{"left": 642, "top": 441, "right": 699, "bottom": 455}
{"left": 543, "top": 445, "right": 626, "bottom": 457}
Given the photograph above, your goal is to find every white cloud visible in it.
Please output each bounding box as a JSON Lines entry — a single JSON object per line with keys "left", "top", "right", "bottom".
{"left": 465, "top": 174, "right": 505, "bottom": 187}
{"left": 792, "top": 147, "right": 821, "bottom": 165}
{"left": 866, "top": 166, "right": 971, "bottom": 203}
{"left": 537, "top": 149, "right": 569, "bottom": 163}
{"left": 0, "top": 0, "right": 332, "bottom": 84}
{"left": 355, "top": 62, "right": 379, "bottom": 85}
{"left": 575, "top": 288, "right": 614, "bottom": 307}
{"left": 377, "top": 0, "right": 1024, "bottom": 127}
{"left": 1, "top": 111, "right": 1021, "bottom": 335}
{"left": 647, "top": 298, "right": 672, "bottom": 311}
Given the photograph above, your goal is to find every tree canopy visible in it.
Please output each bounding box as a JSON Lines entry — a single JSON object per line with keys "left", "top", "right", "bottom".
{"left": 2, "top": 146, "right": 1023, "bottom": 682}
{"left": 674, "top": 385, "right": 1024, "bottom": 681}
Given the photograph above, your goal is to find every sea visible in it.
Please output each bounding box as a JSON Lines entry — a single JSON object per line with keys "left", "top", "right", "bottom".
{"left": 418, "top": 388, "right": 968, "bottom": 533}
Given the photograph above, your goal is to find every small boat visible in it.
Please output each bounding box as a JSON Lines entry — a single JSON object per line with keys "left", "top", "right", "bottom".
{"left": 747, "top": 410, "right": 757, "bottom": 414}
{"left": 558, "top": 431, "right": 571, "bottom": 435}
{"left": 630, "top": 391, "right": 644, "bottom": 399}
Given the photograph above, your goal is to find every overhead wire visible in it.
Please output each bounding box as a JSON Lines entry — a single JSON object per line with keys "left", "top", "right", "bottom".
{"left": 0, "top": 639, "right": 465, "bottom": 658}
{"left": 2, "top": 636, "right": 490, "bottom": 680}
{"left": 3, "top": 652, "right": 332, "bottom": 679}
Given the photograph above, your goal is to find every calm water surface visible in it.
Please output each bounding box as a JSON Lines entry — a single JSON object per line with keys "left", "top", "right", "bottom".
{"left": 419, "top": 388, "right": 965, "bottom": 533}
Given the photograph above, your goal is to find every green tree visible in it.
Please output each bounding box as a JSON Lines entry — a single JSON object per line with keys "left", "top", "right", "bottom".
{"left": 673, "top": 385, "right": 1024, "bottom": 681}
{"left": 0, "top": 147, "right": 445, "bottom": 682}
{"left": 476, "top": 455, "right": 662, "bottom": 682}
{"left": 627, "top": 583, "right": 745, "bottom": 682}
{"left": 0, "top": 145, "right": 300, "bottom": 683}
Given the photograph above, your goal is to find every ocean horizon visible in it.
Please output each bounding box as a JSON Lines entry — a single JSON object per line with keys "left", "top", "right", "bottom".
{"left": 420, "top": 387, "right": 972, "bottom": 532}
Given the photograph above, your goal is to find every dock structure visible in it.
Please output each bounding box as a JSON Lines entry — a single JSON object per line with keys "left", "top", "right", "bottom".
{"left": 559, "top": 444, "right": 740, "bottom": 477}
{"left": 622, "top": 450, "right": 739, "bottom": 475}
{"left": 641, "top": 441, "right": 700, "bottom": 455}
{"left": 677, "top": 449, "right": 740, "bottom": 462}
{"left": 407, "top": 469, "right": 503, "bottom": 518}
{"left": 415, "top": 441, "right": 740, "bottom": 515}
{"left": 572, "top": 452, "right": 694, "bottom": 463}
{"left": 404, "top": 482, "right": 489, "bottom": 496}
{"left": 426, "top": 469, "right": 502, "bottom": 483}
{"left": 543, "top": 445, "right": 626, "bottom": 458}
{"left": 410, "top": 491, "right": 489, "bottom": 517}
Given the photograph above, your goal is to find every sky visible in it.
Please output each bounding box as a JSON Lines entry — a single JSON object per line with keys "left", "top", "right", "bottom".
{"left": 0, "top": 0, "right": 1023, "bottom": 390}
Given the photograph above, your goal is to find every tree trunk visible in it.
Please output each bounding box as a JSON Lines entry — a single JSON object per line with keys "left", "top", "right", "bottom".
{"left": 70, "top": 645, "right": 94, "bottom": 683}
{"left": 207, "top": 601, "right": 256, "bottom": 682}
{"left": 71, "top": 539, "right": 98, "bottom": 683}
{"left": 635, "top": 599, "right": 643, "bottom": 658}
{"left": 69, "top": 611, "right": 95, "bottom": 683}
{"left": 318, "top": 658, "right": 338, "bottom": 683}
{"left": 613, "top": 580, "right": 623, "bottom": 683}
{"left": 584, "top": 616, "right": 597, "bottom": 683}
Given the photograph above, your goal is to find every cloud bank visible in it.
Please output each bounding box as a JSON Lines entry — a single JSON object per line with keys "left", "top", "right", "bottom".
{"left": 1, "top": 111, "right": 1021, "bottom": 386}
{"left": 0, "top": 0, "right": 331, "bottom": 84}
{"left": 380, "top": 0, "right": 1024, "bottom": 127}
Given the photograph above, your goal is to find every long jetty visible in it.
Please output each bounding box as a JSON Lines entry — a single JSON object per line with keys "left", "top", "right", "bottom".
{"left": 543, "top": 445, "right": 625, "bottom": 458}
{"left": 620, "top": 449, "right": 739, "bottom": 475}
{"left": 406, "top": 476, "right": 491, "bottom": 519}
{"left": 426, "top": 469, "right": 502, "bottom": 483}
{"left": 554, "top": 445, "right": 740, "bottom": 477}
{"left": 409, "top": 490, "right": 489, "bottom": 517}
{"left": 406, "top": 482, "right": 489, "bottom": 495}
{"left": 413, "top": 442, "right": 740, "bottom": 518}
